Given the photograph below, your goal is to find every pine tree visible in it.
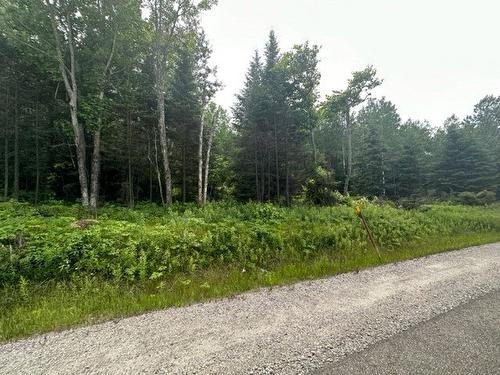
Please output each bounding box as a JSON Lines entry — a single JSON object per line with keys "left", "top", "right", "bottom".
{"left": 397, "top": 121, "right": 431, "bottom": 197}
{"left": 352, "top": 98, "right": 400, "bottom": 197}
{"left": 233, "top": 51, "right": 265, "bottom": 200}
{"left": 167, "top": 49, "right": 203, "bottom": 202}
{"left": 436, "top": 121, "right": 497, "bottom": 193}
{"left": 355, "top": 125, "right": 385, "bottom": 196}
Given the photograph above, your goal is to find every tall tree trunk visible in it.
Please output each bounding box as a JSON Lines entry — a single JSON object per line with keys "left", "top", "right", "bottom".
{"left": 203, "top": 126, "right": 214, "bottom": 204}
{"left": 89, "top": 91, "right": 105, "bottom": 211}
{"left": 13, "top": 83, "right": 19, "bottom": 200}
{"left": 153, "top": 128, "right": 165, "bottom": 205}
{"left": 152, "top": 0, "right": 175, "bottom": 206}
{"left": 128, "top": 167, "right": 134, "bottom": 208}
{"left": 254, "top": 147, "right": 259, "bottom": 201}
{"left": 147, "top": 134, "right": 153, "bottom": 202}
{"left": 343, "top": 110, "right": 352, "bottom": 195}
{"left": 260, "top": 153, "right": 265, "bottom": 202}
{"left": 197, "top": 114, "right": 204, "bottom": 203}
{"left": 182, "top": 142, "right": 186, "bottom": 203}
{"left": 274, "top": 118, "right": 280, "bottom": 201}
{"left": 157, "top": 90, "right": 172, "bottom": 204}
{"left": 3, "top": 85, "right": 9, "bottom": 199}
{"left": 47, "top": 1, "right": 89, "bottom": 206}
{"left": 311, "top": 128, "right": 317, "bottom": 166}
{"left": 70, "top": 97, "right": 89, "bottom": 206}
{"left": 149, "top": 168, "right": 153, "bottom": 202}
{"left": 341, "top": 133, "right": 346, "bottom": 171}
{"left": 3, "top": 127, "right": 8, "bottom": 199}
{"left": 89, "top": 129, "right": 101, "bottom": 210}
{"left": 267, "top": 146, "right": 271, "bottom": 201}
{"left": 285, "top": 126, "right": 290, "bottom": 206}
{"left": 381, "top": 152, "right": 386, "bottom": 197}
{"left": 127, "top": 112, "right": 134, "bottom": 208}
{"left": 35, "top": 101, "right": 40, "bottom": 205}
{"left": 89, "top": 31, "right": 116, "bottom": 210}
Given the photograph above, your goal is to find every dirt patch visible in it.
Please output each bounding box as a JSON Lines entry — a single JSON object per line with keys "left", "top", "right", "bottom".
{"left": 71, "top": 219, "right": 98, "bottom": 230}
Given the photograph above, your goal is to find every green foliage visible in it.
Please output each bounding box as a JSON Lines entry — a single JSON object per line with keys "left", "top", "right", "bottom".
{"left": 436, "top": 119, "right": 497, "bottom": 193}
{"left": 454, "top": 192, "right": 478, "bottom": 205}
{"left": 1, "top": 200, "right": 499, "bottom": 341}
{"left": 233, "top": 32, "right": 321, "bottom": 203}
{"left": 1, "top": 201, "right": 499, "bottom": 288}
{"left": 303, "top": 166, "right": 338, "bottom": 205}
{"left": 327, "top": 66, "right": 382, "bottom": 111}
{"left": 476, "top": 190, "right": 497, "bottom": 205}
{"left": 454, "top": 191, "right": 497, "bottom": 206}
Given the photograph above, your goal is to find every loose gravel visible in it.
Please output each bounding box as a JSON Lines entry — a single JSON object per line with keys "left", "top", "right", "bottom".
{"left": 1, "top": 242, "right": 499, "bottom": 375}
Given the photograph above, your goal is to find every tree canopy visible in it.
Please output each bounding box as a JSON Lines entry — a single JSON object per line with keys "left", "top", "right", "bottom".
{"left": 0, "top": 3, "right": 498, "bottom": 206}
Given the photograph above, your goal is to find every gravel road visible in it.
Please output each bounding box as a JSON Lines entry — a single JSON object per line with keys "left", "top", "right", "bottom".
{"left": 314, "top": 289, "right": 500, "bottom": 374}
{"left": 1, "top": 242, "right": 499, "bottom": 374}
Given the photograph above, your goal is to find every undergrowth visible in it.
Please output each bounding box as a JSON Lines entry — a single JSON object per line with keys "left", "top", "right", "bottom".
{"left": 1, "top": 201, "right": 499, "bottom": 341}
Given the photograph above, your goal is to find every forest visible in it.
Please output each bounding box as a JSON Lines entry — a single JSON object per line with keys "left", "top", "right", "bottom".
{"left": 0, "top": 0, "right": 500, "bottom": 341}
{"left": 1, "top": 0, "right": 498, "bottom": 208}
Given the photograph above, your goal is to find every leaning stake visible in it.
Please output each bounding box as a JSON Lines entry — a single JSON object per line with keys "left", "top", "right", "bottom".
{"left": 355, "top": 205, "right": 382, "bottom": 261}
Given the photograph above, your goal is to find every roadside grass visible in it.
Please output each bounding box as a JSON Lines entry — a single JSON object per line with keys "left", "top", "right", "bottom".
{"left": 1, "top": 230, "right": 499, "bottom": 342}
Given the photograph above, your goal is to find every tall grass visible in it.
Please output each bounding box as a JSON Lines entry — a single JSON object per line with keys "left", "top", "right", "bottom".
{"left": 1, "top": 201, "right": 499, "bottom": 341}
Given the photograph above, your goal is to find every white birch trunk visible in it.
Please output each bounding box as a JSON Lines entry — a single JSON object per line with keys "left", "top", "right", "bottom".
{"left": 197, "top": 115, "right": 204, "bottom": 203}
{"left": 203, "top": 128, "right": 214, "bottom": 204}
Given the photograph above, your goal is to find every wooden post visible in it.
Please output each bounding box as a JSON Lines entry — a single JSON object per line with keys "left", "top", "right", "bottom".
{"left": 355, "top": 206, "right": 382, "bottom": 261}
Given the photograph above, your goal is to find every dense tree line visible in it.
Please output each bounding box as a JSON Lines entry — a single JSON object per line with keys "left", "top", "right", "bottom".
{"left": 233, "top": 31, "right": 320, "bottom": 204}
{"left": 0, "top": 2, "right": 498, "bottom": 207}
{"left": 318, "top": 94, "right": 499, "bottom": 201}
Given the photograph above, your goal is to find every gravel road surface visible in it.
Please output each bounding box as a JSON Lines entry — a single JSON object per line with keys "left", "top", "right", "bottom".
{"left": 1, "top": 242, "right": 499, "bottom": 374}
{"left": 314, "top": 289, "right": 500, "bottom": 375}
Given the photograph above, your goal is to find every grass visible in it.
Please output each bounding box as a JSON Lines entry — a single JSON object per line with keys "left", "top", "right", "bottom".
{"left": 1, "top": 229, "right": 499, "bottom": 343}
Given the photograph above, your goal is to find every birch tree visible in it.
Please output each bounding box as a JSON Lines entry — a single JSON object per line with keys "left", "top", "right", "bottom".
{"left": 43, "top": 0, "right": 90, "bottom": 205}
{"left": 198, "top": 102, "right": 223, "bottom": 203}
{"left": 147, "top": 0, "right": 215, "bottom": 204}
{"left": 324, "top": 66, "right": 381, "bottom": 194}
{"left": 42, "top": 0, "right": 140, "bottom": 208}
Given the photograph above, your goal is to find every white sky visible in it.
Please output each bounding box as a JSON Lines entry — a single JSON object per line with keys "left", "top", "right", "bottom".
{"left": 201, "top": 0, "right": 500, "bottom": 127}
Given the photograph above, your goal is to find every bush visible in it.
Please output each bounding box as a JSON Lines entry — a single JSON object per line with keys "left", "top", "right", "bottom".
{"left": 454, "top": 192, "right": 480, "bottom": 206}
{"left": 477, "top": 190, "right": 496, "bottom": 205}
{"left": 1, "top": 200, "right": 499, "bottom": 286}
{"left": 302, "top": 166, "right": 338, "bottom": 206}
{"left": 454, "top": 191, "right": 496, "bottom": 206}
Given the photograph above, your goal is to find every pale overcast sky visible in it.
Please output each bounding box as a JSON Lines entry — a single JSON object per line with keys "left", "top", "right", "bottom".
{"left": 201, "top": 0, "right": 500, "bottom": 127}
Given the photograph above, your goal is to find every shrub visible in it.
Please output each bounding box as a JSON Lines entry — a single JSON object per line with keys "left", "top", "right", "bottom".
{"left": 454, "top": 192, "right": 480, "bottom": 206}
{"left": 477, "top": 190, "right": 496, "bottom": 205}
{"left": 302, "top": 166, "right": 338, "bottom": 205}
{"left": 0, "top": 200, "right": 499, "bottom": 287}
{"left": 454, "top": 191, "right": 496, "bottom": 206}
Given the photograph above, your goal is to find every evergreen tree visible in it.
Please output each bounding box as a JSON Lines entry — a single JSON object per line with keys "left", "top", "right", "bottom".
{"left": 0, "top": 2, "right": 498, "bottom": 207}
{"left": 355, "top": 125, "right": 385, "bottom": 196}
{"left": 353, "top": 98, "right": 400, "bottom": 197}
{"left": 167, "top": 49, "right": 202, "bottom": 202}
{"left": 233, "top": 33, "right": 320, "bottom": 203}
{"left": 397, "top": 121, "right": 431, "bottom": 197}
{"left": 233, "top": 51, "right": 265, "bottom": 201}
{"left": 436, "top": 119, "right": 497, "bottom": 193}
{"left": 323, "top": 67, "right": 382, "bottom": 194}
